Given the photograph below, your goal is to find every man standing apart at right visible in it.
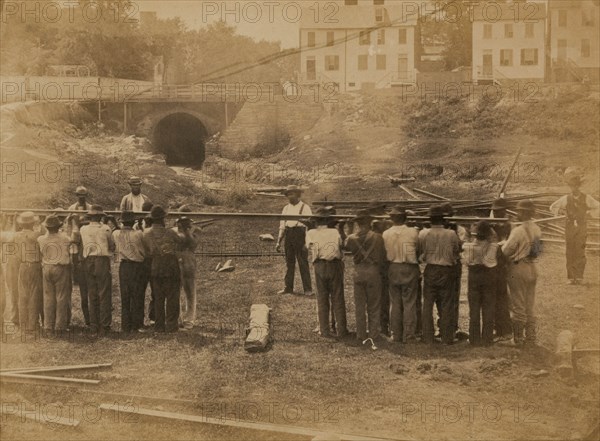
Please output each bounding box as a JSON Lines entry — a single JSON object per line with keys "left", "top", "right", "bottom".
{"left": 501, "top": 200, "right": 542, "bottom": 347}
{"left": 276, "top": 185, "right": 313, "bottom": 296}
{"left": 550, "top": 167, "right": 599, "bottom": 285}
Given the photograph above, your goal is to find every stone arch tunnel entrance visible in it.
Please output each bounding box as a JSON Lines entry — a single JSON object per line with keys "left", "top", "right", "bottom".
{"left": 154, "top": 113, "right": 208, "bottom": 166}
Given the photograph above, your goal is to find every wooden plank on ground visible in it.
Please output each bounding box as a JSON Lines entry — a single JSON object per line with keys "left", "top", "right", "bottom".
{"left": 0, "top": 363, "right": 112, "bottom": 374}
{"left": 0, "top": 373, "right": 100, "bottom": 386}
{"left": 99, "top": 404, "right": 400, "bottom": 441}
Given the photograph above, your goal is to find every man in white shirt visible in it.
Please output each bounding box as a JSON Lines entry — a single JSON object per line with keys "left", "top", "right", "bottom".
{"left": 502, "top": 200, "right": 542, "bottom": 347}
{"left": 276, "top": 185, "right": 313, "bottom": 295}
{"left": 382, "top": 207, "right": 421, "bottom": 343}
{"left": 120, "top": 176, "right": 152, "bottom": 213}
{"left": 306, "top": 207, "right": 346, "bottom": 337}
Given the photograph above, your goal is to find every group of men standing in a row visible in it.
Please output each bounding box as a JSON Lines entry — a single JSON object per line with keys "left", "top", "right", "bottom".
{"left": 0, "top": 177, "right": 201, "bottom": 336}
{"left": 278, "top": 168, "right": 597, "bottom": 347}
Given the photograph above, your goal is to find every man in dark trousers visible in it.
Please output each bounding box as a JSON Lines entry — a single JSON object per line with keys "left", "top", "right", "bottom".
{"left": 142, "top": 206, "right": 193, "bottom": 333}
{"left": 491, "top": 198, "right": 512, "bottom": 341}
{"left": 276, "top": 185, "right": 313, "bottom": 296}
{"left": 419, "top": 205, "right": 460, "bottom": 345}
{"left": 80, "top": 206, "right": 115, "bottom": 334}
{"left": 113, "top": 211, "right": 146, "bottom": 333}
{"left": 345, "top": 210, "right": 387, "bottom": 342}
{"left": 550, "top": 167, "right": 599, "bottom": 285}
{"left": 305, "top": 207, "right": 347, "bottom": 338}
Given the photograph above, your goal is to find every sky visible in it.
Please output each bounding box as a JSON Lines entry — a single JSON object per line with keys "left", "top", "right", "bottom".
{"left": 139, "top": 1, "right": 302, "bottom": 48}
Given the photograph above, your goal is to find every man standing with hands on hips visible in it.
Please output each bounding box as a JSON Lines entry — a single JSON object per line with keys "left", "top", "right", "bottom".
{"left": 276, "top": 185, "right": 313, "bottom": 296}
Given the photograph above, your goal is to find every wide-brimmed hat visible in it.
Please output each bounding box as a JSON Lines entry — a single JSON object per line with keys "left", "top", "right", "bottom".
{"left": 120, "top": 211, "right": 136, "bottom": 223}
{"left": 516, "top": 200, "right": 535, "bottom": 213}
{"left": 440, "top": 202, "right": 455, "bottom": 216}
{"left": 128, "top": 176, "right": 143, "bottom": 186}
{"left": 18, "top": 211, "right": 36, "bottom": 225}
{"left": 44, "top": 215, "right": 63, "bottom": 229}
{"left": 283, "top": 185, "right": 303, "bottom": 196}
{"left": 177, "top": 205, "right": 193, "bottom": 224}
{"left": 564, "top": 166, "right": 584, "bottom": 185}
{"left": 88, "top": 205, "right": 105, "bottom": 217}
{"left": 312, "top": 207, "right": 334, "bottom": 219}
{"left": 389, "top": 206, "right": 407, "bottom": 216}
{"left": 354, "top": 209, "right": 373, "bottom": 222}
{"left": 492, "top": 198, "right": 508, "bottom": 210}
{"left": 150, "top": 205, "right": 167, "bottom": 220}
{"left": 75, "top": 186, "right": 88, "bottom": 196}
{"left": 429, "top": 205, "right": 445, "bottom": 218}
{"left": 367, "top": 200, "right": 387, "bottom": 213}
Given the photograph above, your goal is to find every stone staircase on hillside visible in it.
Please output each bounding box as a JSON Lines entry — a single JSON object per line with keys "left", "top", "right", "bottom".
{"left": 218, "top": 95, "right": 323, "bottom": 158}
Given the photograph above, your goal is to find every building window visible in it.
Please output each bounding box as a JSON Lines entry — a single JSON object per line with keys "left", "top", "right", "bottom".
{"left": 345, "top": 0, "right": 358, "bottom": 5}
{"left": 399, "top": 28, "right": 407, "bottom": 44}
{"left": 504, "top": 23, "right": 513, "bottom": 38}
{"left": 582, "top": 9, "right": 595, "bottom": 26}
{"left": 325, "top": 55, "right": 339, "bottom": 71}
{"left": 558, "top": 10, "right": 567, "bottom": 27}
{"left": 376, "top": 54, "right": 387, "bottom": 70}
{"left": 525, "top": 23, "right": 534, "bottom": 38}
{"left": 377, "top": 29, "right": 385, "bottom": 44}
{"left": 308, "top": 32, "right": 315, "bottom": 48}
{"left": 375, "top": 7, "right": 384, "bottom": 22}
{"left": 582, "top": 39, "right": 591, "bottom": 58}
{"left": 483, "top": 24, "right": 492, "bottom": 39}
{"left": 521, "top": 49, "right": 538, "bottom": 65}
{"left": 374, "top": 0, "right": 384, "bottom": 5}
{"left": 359, "top": 30, "right": 371, "bottom": 45}
{"left": 500, "top": 49, "right": 513, "bottom": 66}
{"left": 327, "top": 31, "right": 335, "bottom": 47}
{"left": 358, "top": 55, "right": 368, "bottom": 70}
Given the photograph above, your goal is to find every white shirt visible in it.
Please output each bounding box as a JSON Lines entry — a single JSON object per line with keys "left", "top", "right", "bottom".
{"left": 305, "top": 226, "right": 343, "bottom": 262}
{"left": 382, "top": 225, "right": 420, "bottom": 264}
{"left": 279, "top": 201, "right": 312, "bottom": 231}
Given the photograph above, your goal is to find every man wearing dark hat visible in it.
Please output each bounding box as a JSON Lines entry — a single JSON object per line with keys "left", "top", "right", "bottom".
{"left": 142, "top": 206, "right": 194, "bottom": 333}
{"left": 276, "top": 185, "right": 313, "bottom": 296}
{"left": 367, "top": 201, "right": 393, "bottom": 337}
{"left": 113, "top": 211, "right": 146, "bottom": 333}
{"left": 550, "top": 167, "right": 599, "bottom": 285}
{"left": 419, "top": 205, "right": 460, "bottom": 345}
{"left": 68, "top": 186, "right": 92, "bottom": 212}
{"left": 80, "top": 205, "right": 115, "bottom": 334}
{"left": 491, "top": 198, "right": 512, "bottom": 341}
{"left": 37, "top": 215, "right": 74, "bottom": 333}
{"left": 461, "top": 221, "right": 498, "bottom": 346}
{"left": 382, "top": 207, "right": 421, "bottom": 343}
{"left": 173, "top": 207, "right": 200, "bottom": 331}
{"left": 345, "top": 210, "right": 387, "bottom": 342}
{"left": 440, "top": 202, "right": 468, "bottom": 341}
{"left": 120, "top": 176, "right": 152, "bottom": 213}
{"left": 502, "top": 200, "right": 542, "bottom": 347}
{"left": 13, "top": 212, "right": 44, "bottom": 332}
{"left": 306, "top": 207, "right": 347, "bottom": 338}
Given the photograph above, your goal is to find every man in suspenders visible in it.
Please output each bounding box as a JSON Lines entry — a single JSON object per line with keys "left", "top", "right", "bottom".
{"left": 550, "top": 167, "right": 599, "bottom": 285}
{"left": 276, "top": 186, "right": 313, "bottom": 296}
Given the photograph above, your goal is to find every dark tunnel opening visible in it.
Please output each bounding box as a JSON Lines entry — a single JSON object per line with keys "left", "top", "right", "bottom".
{"left": 154, "top": 113, "right": 208, "bottom": 167}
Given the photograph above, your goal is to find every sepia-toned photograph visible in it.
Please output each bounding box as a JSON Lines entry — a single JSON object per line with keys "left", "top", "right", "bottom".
{"left": 0, "top": 1, "right": 598, "bottom": 440}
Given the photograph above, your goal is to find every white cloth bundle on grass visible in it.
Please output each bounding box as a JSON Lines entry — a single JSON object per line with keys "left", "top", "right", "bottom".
{"left": 244, "top": 304, "right": 272, "bottom": 352}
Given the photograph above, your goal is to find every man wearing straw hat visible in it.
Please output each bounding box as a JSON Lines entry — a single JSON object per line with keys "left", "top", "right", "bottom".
{"left": 550, "top": 167, "right": 599, "bottom": 285}
{"left": 120, "top": 176, "right": 152, "bottom": 213}
{"left": 306, "top": 207, "right": 347, "bottom": 338}
{"left": 80, "top": 205, "right": 115, "bottom": 334}
{"left": 502, "top": 200, "right": 542, "bottom": 347}
{"left": 276, "top": 185, "right": 313, "bottom": 296}
{"left": 37, "top": 215, "right": 74, "bottom": 334}
{"left": 13, "top": 212, "right": 44, "bottom": 332}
